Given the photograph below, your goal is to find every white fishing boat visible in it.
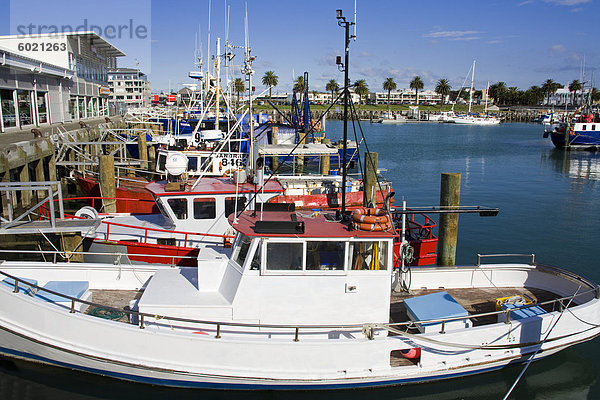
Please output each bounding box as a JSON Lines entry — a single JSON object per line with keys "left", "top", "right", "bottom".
{"left": 0, "top": 207, "right": 598, "bottom": 389}
{"left": 374, "top": 111, "right": 407, "bottom": 124}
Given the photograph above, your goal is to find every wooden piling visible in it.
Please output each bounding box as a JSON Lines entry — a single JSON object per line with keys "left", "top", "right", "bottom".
{"left": 320, "top": 139, "right": 331, "bottom": 176}
{"left": 437, "top": 172, "right": 461, "bottom": 266}
{"left": 60, "top": 232, "right": 84, "bottom": 263}
{"left": 137, "top": 132, "right": 148, "bottom": 170}
{"left": 99, "top": 154, "right": 117, "bottom": 213}
{"left": 363, "top": 152, "right": 378, "bottom": 207}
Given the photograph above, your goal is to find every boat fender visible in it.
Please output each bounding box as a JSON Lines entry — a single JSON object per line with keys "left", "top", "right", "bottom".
{"left": 351, "top": 221, "right": 393, "bottom": 232}
{"left": 400, "top": 348, "right": 421, "bottom": 359}
{"left": 75, "top": 206, "right": 100, "bottom": 220}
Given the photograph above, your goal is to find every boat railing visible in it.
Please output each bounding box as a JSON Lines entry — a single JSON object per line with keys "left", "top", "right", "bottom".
{"left": 477, "top": 253, "right": 536, "bottom": 266}
{"left": 0, "top": 248, "right": 198, "bottom": 266}
{"left": 37, "top": 198, "right": 233, "bottom": 247}
{"left": 99, "top": 219, "right": 234, "bottom": 246}
{"left": 1, "top": 265, "right": 597, "bottom": 342}
{"left": 38, "top": 196, "right": 157, "bottom": 218}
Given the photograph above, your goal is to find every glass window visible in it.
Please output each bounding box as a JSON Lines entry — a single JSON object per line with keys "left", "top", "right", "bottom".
{"left": 69, "top": 97, "right": 77, "bottom": 120}
{"left": 157, "top": 153, "right": 166, "bottom": 172}
{"left": 233, "top": 234, "right": 252, "bottom": 267}
{"left": 349, "top": 241, "right": 388, "bottom": 271}
{"left": 225, "top": 197, "right": 246, "bottom": 217}
{"left": 1, "top": 89, "right": 17, "bottom": 128}
{"left": 187, "top": 156, "right": 198, "bottom": 171}
{"left": 167, "top": 198, "right": 188, "bottom": 219}
{"left": 266, "top": 242, "right": 303, "bottom": 270}
{"left": 193, "top": 198, "right": 216, "bottom": 219}
{"left": 78, "top": 97, "right": 85, "bottom": 119}
{"left": 17, "top": 90, "right": 32, "bottom": 125}
{"left": 37, "top": 92, "right": 47, "bottom": 124}
{"left": 306, "top": 241, "right": 345, "bottom": 271}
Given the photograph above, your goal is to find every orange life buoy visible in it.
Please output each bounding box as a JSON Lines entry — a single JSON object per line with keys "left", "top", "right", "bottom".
{"left": 352, "top": 208, "right": 391, "bottom": 225}
{"left": 352, "top": 221, "right": 393, "bottom": 232}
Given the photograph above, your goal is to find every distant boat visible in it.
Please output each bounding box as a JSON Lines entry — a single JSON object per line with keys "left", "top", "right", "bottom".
{"left": 452, "top": 62, "right": 501, "bottom": 125}
{"left": 374, "top": 111, "right": 407, "bottom": 124}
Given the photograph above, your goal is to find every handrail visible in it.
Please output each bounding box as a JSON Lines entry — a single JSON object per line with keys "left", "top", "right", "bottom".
{"left": 477, "top": 253, "right": 535, "bottom": 266}
{"left": 0, "top": 248, "right": 199, "bottom": 264}
{"left": 0, "top": 265, "right": 597, "bottom": 341}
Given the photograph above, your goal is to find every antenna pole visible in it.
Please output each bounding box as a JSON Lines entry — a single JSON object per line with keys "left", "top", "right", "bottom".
{"left": 337, "top": 10, "right": 355, "bottom": 216}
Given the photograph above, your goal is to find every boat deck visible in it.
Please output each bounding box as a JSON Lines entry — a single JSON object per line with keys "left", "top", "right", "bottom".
{"left": 85, "top": 289, "right": 144, "bottom": 323}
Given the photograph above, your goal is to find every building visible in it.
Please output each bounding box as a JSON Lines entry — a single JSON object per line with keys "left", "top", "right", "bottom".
{"left": 370, "top": 88, "right": 443, "bottom": 105}
{"left": 547, "top": 88, "right": 591, "bottom": 106}
{"left": 108, "top": 67, "right": 151, "bottom": 111}
{"left": 0, "top": 31, "right": 124, "bottom": 133}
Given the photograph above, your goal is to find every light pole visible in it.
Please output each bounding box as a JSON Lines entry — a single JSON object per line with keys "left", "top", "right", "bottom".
{"left": 336, "top": 9, "right": 355, "bottom": 217}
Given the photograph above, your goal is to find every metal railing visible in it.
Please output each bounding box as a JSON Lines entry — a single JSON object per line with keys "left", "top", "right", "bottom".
{"left": 0, "top": 181, "right": 64, "bottom": 229}
{"left": 0, "top": 262, "right": 597, "bottom": 342}
{"left": 477, "top": 253, "right": 536, "bottom": 266}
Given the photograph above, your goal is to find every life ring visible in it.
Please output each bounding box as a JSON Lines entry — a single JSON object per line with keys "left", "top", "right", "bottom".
{"left": 352, "top": 208, "right": 391, "bottom": 225}
{"left": 400, "top": 348, "right": 421, "bottom": 359}
{"left": 352, "top": 221, "right": 393, "bottom": 232}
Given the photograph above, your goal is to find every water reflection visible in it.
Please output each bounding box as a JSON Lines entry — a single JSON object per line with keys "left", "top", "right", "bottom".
{"left": 544, "top": 148, "right": 600, "bottom": 183}
{"left": 0, "top": 348, "right": 596, "bottom": 400}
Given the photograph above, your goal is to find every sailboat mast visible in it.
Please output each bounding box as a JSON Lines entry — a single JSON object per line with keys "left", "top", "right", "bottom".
{"left": 468, "top": 60, "right": 475, "bottom": 114}
{"left": 215, "top": 37, "right": 220, "bottom": 130}
{"left": 484, "top": 81, "right": 489, "bottom": 115}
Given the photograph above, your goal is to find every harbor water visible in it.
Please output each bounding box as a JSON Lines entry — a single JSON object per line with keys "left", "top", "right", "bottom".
{"left": 1, "top": 121, "right": 600, "bottom": 399}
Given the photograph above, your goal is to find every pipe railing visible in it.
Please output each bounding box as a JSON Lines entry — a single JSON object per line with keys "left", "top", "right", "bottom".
{"left": 0, "top": 262, "right": 597, "bottom": 341}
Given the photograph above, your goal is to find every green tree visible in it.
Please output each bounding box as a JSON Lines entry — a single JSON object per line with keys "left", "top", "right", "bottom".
{"left": 233, "top": 78, "right": 245, "bottom": 108}
{"left": 435, "top": 79, "right": 451, "bottom": 107}
{"left": 592, "top": 87, "right": 600, "bottom": 103}
{"left": 325, "top": 79, "right": 339, "bottom": 104}
{"left": 354, "top": 79, "right": 369, "bottom": 105}
{"left": 261, "top": 71, "right": 278, "bottom": 99}
{"left": 382, "top": 77, "right": 397, "bottom": 110}
{"left": 568, "top": 79, "right": 582, "bottom": 106}
{"left": 409, "top": 76, "right": 424, "bottom": 105}
{"left": 293, "top": 76, "right": 305, "bottom": 94}
{"left": 541, "top": 79, "right": 561, "bottom": 105}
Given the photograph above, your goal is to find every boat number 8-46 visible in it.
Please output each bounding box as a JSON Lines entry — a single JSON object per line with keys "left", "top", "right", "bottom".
{"left": 221, "top": 158, "right": 245, "bottom": 168}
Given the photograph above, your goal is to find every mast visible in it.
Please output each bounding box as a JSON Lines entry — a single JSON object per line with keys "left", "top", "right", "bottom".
{"left": 336, "top": 9, "right": 355, "bottom": 216}
{"left": 215, "top": 37, "right": 221, "bottom": 131}
{"left": 484, "top": 81, "right": 489, "bottom": 115}
{"left": 468, "top": 60, "right": 475, "bottom": 114}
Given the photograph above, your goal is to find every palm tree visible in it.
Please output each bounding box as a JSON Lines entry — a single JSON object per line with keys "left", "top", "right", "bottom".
{"left": 293, "top": 76, "right": 305, "bottom": 94}
{"left": 233, "top": 78, "right": 245, "bottom": 108}
{"left": 325, "top": 79, "right": 339, "bottom": 104}
{"left": 261, "top": 71, "right": 278, "bottom": 99}
{"left": 382, "top": 78, "right": 397, "bottom": 110}
{"left": 354, "top": 79, "right": 369, "bottom": 105}
{"left": 409, "top": 76, "right": 424, "bottom": 105}
{"left": 435, "top": 78, "right": 451, "bottom": 107}
{"left": 568, "top": 79, "right": 582, "bottom": 106}
{"left": 541, "top": 79, "right": 559, "bottom": 105}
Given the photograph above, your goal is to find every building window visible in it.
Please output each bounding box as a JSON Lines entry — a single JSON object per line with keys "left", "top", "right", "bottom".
{"left": 69, "top": 97, "right": 77, "bottom": 120}
{"left": 78, "top": 97, "right": 85, "bottom": 119}
{"left": 37, "top": 92, "right": 47, "bottom": 124}
{"left": 1, "top": 89, "right": 17, "bottom": 128}
{"left": 17, "top": 90, "right": 33, "bottom": 126}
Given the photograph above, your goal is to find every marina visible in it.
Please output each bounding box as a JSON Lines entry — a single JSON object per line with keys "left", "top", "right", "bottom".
{"left": 0, "top": 1, "right": 599, "bottom": 398}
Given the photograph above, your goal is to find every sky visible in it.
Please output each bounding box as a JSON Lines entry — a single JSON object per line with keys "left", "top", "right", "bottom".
{"left": 1, "top": 0, "right": 599, "bottom": 94}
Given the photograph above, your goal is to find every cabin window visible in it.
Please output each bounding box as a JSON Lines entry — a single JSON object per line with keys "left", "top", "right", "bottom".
{"left": 593, "top": 125, "right": 596, "bottom": 131}
{"left": 188, "top": 157, "right": 198, "bottom": 171}
{"left": 349, "top": 241, "right": 388, "bottom": 271}
{"left": 266, "top": 242, "right": 303, "bottom": 270}
{"left": 167, "top": 198, "right": 188, "bottom": 219}
{"left": 233, "top": 234, "right": 252, "bottom": 267}
{"left": 582, "top": 125, "right": 587, "bottom": 131}
{"left": 225, "top": 197, "right": 247, "bottom": 217}
{"left": 193, "top": 198, "right": 216, "bottom": 219}
{"left": 157, "top": 154, "right": 167, "bottom": 172}
{"left": 306, "top": 241, "right": 345, "bottom": 271}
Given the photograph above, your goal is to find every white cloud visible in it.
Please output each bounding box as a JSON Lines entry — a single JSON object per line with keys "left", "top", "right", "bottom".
{"left": 544, "top": 0, "right": 591, "bottom": 5}
{"left": 423, "top": 30, "right": 482, "bottom": 40}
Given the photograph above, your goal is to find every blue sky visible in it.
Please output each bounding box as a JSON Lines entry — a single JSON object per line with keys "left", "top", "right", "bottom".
{"left": 1, "top": 0, "right": 598, "bottom": 94}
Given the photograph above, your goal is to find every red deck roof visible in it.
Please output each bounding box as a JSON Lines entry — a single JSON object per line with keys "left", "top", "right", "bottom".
{"left": 230, "top": 211, "right": 396, "bottom": 239}
{"left": 146, "top": 177, "right": 284, "bottom": 197}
